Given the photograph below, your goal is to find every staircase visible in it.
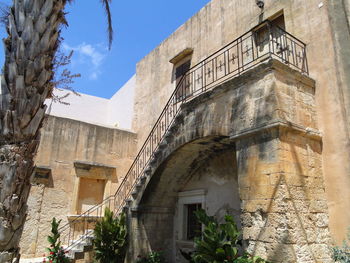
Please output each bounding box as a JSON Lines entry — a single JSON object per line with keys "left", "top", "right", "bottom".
{"left": 65, "top": 230, "right": 94, "bottom": 262}
{"left": 57, "top": 21, "right": 308, "bottom": 261}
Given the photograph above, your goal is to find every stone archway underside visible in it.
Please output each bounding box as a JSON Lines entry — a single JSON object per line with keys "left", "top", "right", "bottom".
{"left": 132, "top": 137, "right": 239, "bottom": 262}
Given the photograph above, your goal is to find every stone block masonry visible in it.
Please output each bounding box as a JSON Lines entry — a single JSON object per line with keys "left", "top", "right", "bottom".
{"left": 237, "top": 130, "right": 331, "bottom": 263}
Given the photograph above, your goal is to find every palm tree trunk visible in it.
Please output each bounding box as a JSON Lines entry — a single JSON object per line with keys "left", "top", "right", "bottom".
{"left": 0, "top": 1, "right": 67, "bottom": 262}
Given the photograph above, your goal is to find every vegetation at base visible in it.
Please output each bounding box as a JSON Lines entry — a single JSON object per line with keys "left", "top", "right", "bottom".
{"left": 332, "top": 228, "right": 350, "bottom": 263}
{"left": 43, "top": 218, "right": 71, "bottom": 263}
{"left": 181, "top": 209, "right": 268, "bottom": 263}
{"left": 136, "top": 250, "right": 167, "bottom": 263}
{"left": 93, "top": 208, "right": 127, "bottom": 263}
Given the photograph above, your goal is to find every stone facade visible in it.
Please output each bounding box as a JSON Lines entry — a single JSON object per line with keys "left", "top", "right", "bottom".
{"left": 19, "top": 116, "right": 137, "bottom": 259}
{"left": 18, "top": 0, "right": 350, "bottom": 262}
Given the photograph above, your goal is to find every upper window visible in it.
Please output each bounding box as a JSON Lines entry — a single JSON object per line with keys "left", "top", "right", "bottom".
{"left": 175, "top": 60, "right": 191, "bottom": 80}
{"left": 174, "top": 60, "right": 191, "bottom": 102}
{"left": 169, "top": 48, "right": 193, "bottom": 103}
{"left": 271, "top": 14, "right": 285, "bottom": 30}
{"left": 255, "top": 13, "right": 285, "bottom": 47}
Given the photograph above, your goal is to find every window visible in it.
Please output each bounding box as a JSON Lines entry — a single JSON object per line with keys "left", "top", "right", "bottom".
{"left": 176, "top": 189, "right": 206, "bottom": 241}
{"left": 186, "top": 203, "right": 202, "bottom": 240}
{"left": 254, "top": 13, "right": 286, "bottom": 56}
{"left": 175, "top": 60, "right": 191, "bottom": 102}
{"left": 31, "top": 166, "right": 52, "bottom": 187}
{"left": 175, "top": 60, "right": 191, "bottom": 80}
{"left": 169, "top": 48, "right": 193, "bottom": 103}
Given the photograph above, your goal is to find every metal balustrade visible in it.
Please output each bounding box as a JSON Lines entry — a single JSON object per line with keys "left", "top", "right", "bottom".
{"left": 58, "top": 21, "right": 308, "bottom": 250}
{"left": 58, "top": 195, "right": 115, "bottom": 250}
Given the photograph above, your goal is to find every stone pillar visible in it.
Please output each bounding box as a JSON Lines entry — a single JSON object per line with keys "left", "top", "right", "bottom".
{"left": 236, "top": 126, "right": 332, "bottom": 263}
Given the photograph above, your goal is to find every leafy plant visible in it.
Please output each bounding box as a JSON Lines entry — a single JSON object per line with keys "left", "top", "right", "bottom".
{"left": 182, "top": 209, "right": 268, "bottom": 263}
{"left": 332, "top": 228, "right": 350, "bottom": 263}
{"left": 136, "top": 250, "right": 166, "bottom": 263}
{"left": 43, "top": 217, "right": 71, "bottom": 263}
{"left": 93, "top": 208, "right": 127, "bottom": 263}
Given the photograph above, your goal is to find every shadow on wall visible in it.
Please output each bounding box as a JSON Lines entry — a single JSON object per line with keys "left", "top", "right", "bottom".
{"left": 238, "top": 131, "right": 330, "bottom": 262}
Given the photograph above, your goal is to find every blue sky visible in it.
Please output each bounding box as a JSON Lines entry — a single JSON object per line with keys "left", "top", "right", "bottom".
{"left": 0, "top": 0, "right": 211, "bottom": 98}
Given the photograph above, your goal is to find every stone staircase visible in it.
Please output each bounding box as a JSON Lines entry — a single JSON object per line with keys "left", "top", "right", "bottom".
{"left": 19, "top": 231, "right": 95, "bottom": 263}
{"left": 65, "top": 230, "right": 94, "bottom": 262}
{"left": 56, "top": 21, "right": 308, "bottom": 262}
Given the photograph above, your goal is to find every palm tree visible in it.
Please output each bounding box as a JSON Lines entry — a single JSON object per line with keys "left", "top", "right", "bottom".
{"left": 0, "top": 1, "right": 113, "bottom": 262}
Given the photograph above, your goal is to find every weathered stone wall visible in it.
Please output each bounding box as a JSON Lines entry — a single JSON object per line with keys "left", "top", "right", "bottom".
{"left": 237, "top": 130, "right": 331, "bottom": 263}
{"left": 325, "top": 0, "right": 350, "bottom": 243}
{"left": 19, "top": 116, "right": 137, "bottom": 259}
{"left": 126, "top": 60, "right": 331, "bottom": 262}
{"left": 132, "top": 0, "right": 350, "bottom": 242}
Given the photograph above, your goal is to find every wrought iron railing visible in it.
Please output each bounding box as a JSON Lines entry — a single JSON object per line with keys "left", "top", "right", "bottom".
{"left": 58, "top": 195, "right": 115, "bottom": 249}
{"left": 58, "top": 21, "right": 308, "bottom": 250}
{"left": 112, "top": 21, "right": 308, "bottom": 213}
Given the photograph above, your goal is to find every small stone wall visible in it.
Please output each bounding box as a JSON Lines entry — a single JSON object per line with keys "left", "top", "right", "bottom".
{"left": 19, "top": 116, "right": 137, "bottom": 259}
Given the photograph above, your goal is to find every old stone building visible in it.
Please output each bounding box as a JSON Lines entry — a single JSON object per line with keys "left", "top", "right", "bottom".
{"left": 19, "top": 0, "right": 350, "bottom": 262}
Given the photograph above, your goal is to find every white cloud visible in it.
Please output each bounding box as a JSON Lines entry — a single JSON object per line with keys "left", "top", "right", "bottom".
{"left": 62, "top": 42, "right": 106, "bottom": 80}
{"left": 90, "top": 72, "right": 98, "bottom": 80}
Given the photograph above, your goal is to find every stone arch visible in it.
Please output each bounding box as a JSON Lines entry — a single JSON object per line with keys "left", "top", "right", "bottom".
{"left": 128, "top": 136, "right": 240, "bottom": 262}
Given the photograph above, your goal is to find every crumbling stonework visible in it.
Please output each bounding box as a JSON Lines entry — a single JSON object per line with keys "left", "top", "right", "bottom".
{"left": 237, "top": 131, "right": 331, "bottom": 263}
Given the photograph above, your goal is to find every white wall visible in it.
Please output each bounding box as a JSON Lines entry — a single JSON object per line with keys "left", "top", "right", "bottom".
{"left": 46, "top": 75, "right": 136, "bottom": 130}
{"left": 46, "top": 90, "right": 110, "bottom": 126}
{"left": 107, "top": 75, "right": 135, "bottom": 129}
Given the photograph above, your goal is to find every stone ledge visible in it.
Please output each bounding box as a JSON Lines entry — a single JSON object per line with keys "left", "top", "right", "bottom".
{"left": 169, "top": 48, "right": 193, "bottom": 64}
{"left": 74, "top": 160, "right": 116, "bottom": 170}
{"left": 19, "top": 257, "right": 44, "bottom": 263}
{"left": 74, "top": 160, "right": 116, "bottom": 180}
{"left": 67, "top": 214, "right": 103, "bottom": 221}
{"left": 230, "top": 120, "right": 322, "bottom": 142}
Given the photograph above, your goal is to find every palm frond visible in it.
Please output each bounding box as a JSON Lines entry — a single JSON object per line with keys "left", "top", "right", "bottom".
{"left": 100, "top": 0, "right": 114, "bottom": 49}
{"left": 67, "top": 0, "right": 113, "bottom": 49}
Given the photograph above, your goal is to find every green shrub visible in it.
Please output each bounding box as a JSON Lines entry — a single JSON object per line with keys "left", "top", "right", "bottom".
{"left": 136, "top": 250, "right": 166, "bottom": 263}
{"left": 93, "top": 208, "right": 127, "bottom": 263}
{"left": 332, "top": 228, "right": 350, "bottom": 263}
{"left": 182, "top": 209, "right": 268, "bottom": 263}
{"left": 43, "top": 217, "right": 71, "bottom": 263}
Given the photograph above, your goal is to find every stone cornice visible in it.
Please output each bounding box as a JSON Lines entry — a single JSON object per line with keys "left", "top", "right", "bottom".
{"left": 230, "top": 120, "right": 322, "bottom": 142}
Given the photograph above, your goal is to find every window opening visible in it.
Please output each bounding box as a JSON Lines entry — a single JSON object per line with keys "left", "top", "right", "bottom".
{"left": 175, "top": 60, "right": 191, "bottom": 80}
{"left": 253, "top": 13, "right": 286, "bottom": 61}
{"left": 186, "top": 203, "right": 202, "bottom": 240}
{"left": 175, "top": 60, "right": 191, "bottom": 102}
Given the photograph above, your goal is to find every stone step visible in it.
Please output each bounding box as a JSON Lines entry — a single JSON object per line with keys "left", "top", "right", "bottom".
{"left": 19, "top": 257, "right": 45, "bottom": 263}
